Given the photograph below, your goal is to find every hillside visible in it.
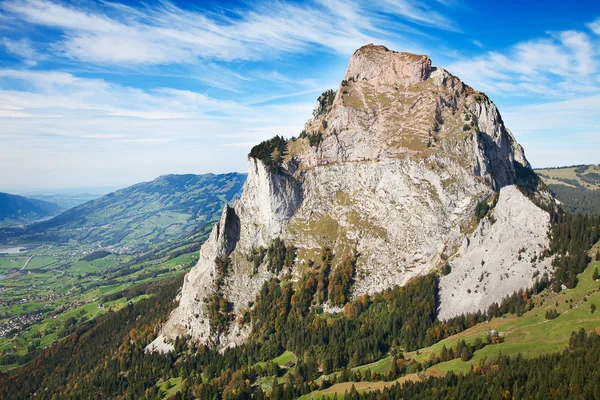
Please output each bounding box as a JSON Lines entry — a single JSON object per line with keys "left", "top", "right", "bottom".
{"left": 0, "top": 172, "right": 246, "bottom": 372}
{"left": 536, "top": 164, "right": 600, "bottom": 190}
{"left": 0, "top": 173, "right": 246, "bottom": 251}
{"left": 0, "top": 192, "right": 61, "bottom": 227}
{"left": 535, "top": 165, "right": 600, "bottom": 214}
{"left": 1, "top": 224, "right": 598, "bottom": 399}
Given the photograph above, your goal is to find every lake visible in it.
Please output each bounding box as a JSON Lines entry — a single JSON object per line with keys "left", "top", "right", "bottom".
{"left": 0, "top": 246, "right": 28, "bottom": 254}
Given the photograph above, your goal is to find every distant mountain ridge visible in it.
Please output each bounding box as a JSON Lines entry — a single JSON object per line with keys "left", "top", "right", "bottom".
{"left": 0, "top": 192, "right": 61, "bottom": 226}
{"left": 0, "top": 173, "right": 246, "bottom": 251}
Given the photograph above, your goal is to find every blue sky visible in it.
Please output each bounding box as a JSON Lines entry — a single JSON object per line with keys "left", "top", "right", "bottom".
{"left": 1, "top": 0, "right": 599, "bottom": 190}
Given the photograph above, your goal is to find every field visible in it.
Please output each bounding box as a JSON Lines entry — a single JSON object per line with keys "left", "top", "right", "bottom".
{"left": 0, "top": 242, "right": 198, "bottom": 369}
{"left": 536, "top": 164, "right": 600, "bottom": 190}
{"left": 301, "top": 241, "right": 600, "bottom": 398}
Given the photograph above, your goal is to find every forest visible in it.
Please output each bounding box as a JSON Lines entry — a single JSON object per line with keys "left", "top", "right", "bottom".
{"left": 1, "top": 197, "right": 599, "bottom": 399}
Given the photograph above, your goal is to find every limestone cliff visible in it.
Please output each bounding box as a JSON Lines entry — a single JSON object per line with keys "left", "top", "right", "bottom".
{"left": 148, "top": 44, "right": 554, "bottom": 352}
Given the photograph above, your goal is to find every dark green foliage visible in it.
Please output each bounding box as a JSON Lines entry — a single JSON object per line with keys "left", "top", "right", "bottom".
{"left": 548, "top": 184, "right": 600, "bottom": 214}
{"left": 474, "top": 196, "right": 498, "bottom": 222}
{"left": 206, "top": 290, "right": 234, "bottom": 335}
{"left": 593, "top": 267, "right": 598, "bottom": 281}
{"left": 591, "top": 304, "right": 597, "bottom": 314}
{"left": 80, "top": 250, "right": 111, "bottom": 261}
{"left": 266, "top": 238, "right": 296, "bottom": 274}
{"left": 0, "top": 276, "right": 183, "bottom": 400}
{"left": 316, "top": 247, "right": 333, "bottom": 303}
{"left": 214, "top": 256, "right": 230, "bottom": 288}
{"left": 249, "top": 273, "right": 439, "bottom": 372}
{"left": 206, "top": 256, "right": 235, "bottom": 334}
{"left": 425, "top": 311, "right": 486, "bottom": 344}
{"left": 545, "top": 309, "right": 559, "bottom": 320}
{"left": 318, "top": 89, "right": 336, "bottom": 109}
{"left": 580, "top": 172, "right": 600, "bottom": 185}
{"left": 328, "top": 254, "right": 357, "bottom": 306}
{"left": 549, "top": 213, "right": 600, "bottom": 289}
{"left": 298, "top": 129, "right": 324, "bottom": 147}
{"left": 474, "top": 200, "right": 490, "bottom": 222}
{"left": 460, "top": 346, "right": 472, "bottom": 362}
{"left": 308, "top": 131, "right": 323, "bottom": 147}
{"left": 352, "top": 329, "right": 600, "bottom": 400}
{"left": 247, "top": 246, "right": 266, "bottom": 275}
{"left": 248, "top": 135, "right": 288, "bottom": 173}
{"left": 486, "top": 273, "right": 550, "bottom": 318}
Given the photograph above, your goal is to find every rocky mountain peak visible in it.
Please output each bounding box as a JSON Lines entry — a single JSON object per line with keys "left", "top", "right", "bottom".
{"left": 148, "top": 45, "right": 555, "bottom": 353}
{"left": 345, "top": 44, "right": 432, "bottom": 86}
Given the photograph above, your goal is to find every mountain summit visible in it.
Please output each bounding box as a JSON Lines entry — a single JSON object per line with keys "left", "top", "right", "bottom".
{"left": 149, "top": 45, "right": 554, "bottom": 352}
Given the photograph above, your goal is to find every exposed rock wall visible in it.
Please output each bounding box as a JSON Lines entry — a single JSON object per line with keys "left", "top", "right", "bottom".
{"left": 148, "top": 44, "right": 553, "bottom": 352}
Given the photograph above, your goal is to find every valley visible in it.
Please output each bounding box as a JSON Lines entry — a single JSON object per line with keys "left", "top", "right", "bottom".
{"left": 0, "top": 173, "right": 245, "bottom": 370}
{"left": 0, "top": 226, "right": 201, "bottom": 370}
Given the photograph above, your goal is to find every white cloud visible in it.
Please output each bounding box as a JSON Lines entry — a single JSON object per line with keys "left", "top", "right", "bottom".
{"left": 587, "top": 17, "right": 600, "bottom": 35}
{"left": 501, "top": 94, "right": 600, "bottom": 168}
{"left": 446, "top": 25, "right": 600, "bottom": 98}
{"left": 1, "top": 37, "right": 44, "bottom": 65}
{"left": 0, "top": 68, "right": 318, "bottom": 188}
{"left": 0, "top": 0, "right": 454, "bottom": 65}
{"left": 376, "top": 0, "right": 459, "bottom": 32}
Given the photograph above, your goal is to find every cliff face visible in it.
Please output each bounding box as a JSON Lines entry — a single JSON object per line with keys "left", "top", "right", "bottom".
{"left": 148, "top": 45, "right": 554, "bottom": 352}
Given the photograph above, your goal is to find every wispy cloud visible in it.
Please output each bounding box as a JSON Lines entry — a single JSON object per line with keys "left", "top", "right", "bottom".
{"left": 376, "top": 0, "right": 460, "bottom": 32}
{"left": 0, "top": 68, "right": 317, "bottom": 187}
{"left": 1, "top": 37, "right": 44, "bottom": 65}
{"left": 0, "top": 0, "right": 455, "bottom": 65}
{"left": 446, "top": 24, "right": 600, "bottom": 98}
{"left": 588, "top": 17, "right": 600, "bottom": 35}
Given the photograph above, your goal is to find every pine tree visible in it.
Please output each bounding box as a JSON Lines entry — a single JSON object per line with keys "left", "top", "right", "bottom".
{"left": 593, "top": 267, "right": 599, "bottom": 281}
{"left": 440, "top": 344, "right": 449, "bottom": 362}
{"left": 388, "top": 356, "right": 400, "bottom": 380}
{"left": 460, "top": 346, "right": 472, "bottom": 362}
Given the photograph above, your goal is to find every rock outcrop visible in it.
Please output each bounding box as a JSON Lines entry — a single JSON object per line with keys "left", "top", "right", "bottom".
{"left": 148, "top": 44, "right": 554, "bottom": 352}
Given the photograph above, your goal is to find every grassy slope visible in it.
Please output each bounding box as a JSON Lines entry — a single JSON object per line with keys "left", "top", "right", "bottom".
{"left": 0, "top": 244, "right": 199, "bottom": 370}
{"left": 535, "top": 165, "right": 600, "bottom": 190}
{"left": 303, "top": 242, "right": 600, "bottom": 398}
{"left": 0, "top": 173, "right": 246, "bottom": 248}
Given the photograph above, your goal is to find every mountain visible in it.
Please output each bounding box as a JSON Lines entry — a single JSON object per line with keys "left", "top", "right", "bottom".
{"left": 0, "top": 192, "right": 61, "bottom": 226}
{"left": 0, "top": 173, "right": 246, "bottom": 251}
{"left": 535, "top": 164, "right": 600, "bottom": 214}
{"left": 149, "top": 45, "right": 555, "bottom": 352}
{"left": 26, "top": 192, "right": 105, "bottom": 211}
